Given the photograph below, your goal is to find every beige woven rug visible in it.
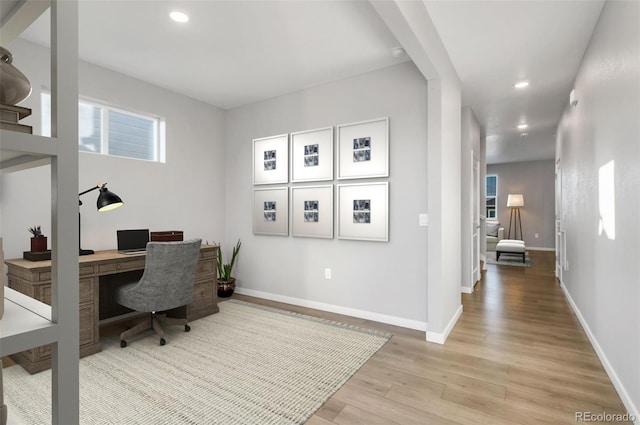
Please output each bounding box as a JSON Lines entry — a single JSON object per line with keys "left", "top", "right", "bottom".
{"left": 4, "top": 299, "right": 390, "bottom": 424}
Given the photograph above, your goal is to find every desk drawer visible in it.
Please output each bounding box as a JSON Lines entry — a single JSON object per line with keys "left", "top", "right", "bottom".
{"left": 80, "top": 278, "right": 97, "bottom": 304}
{"left": 191, "top": 278, "right": 215, "bottom": 312}
{"left": 79, "top": 302, "right": 98, "bottom": 346}
{"left": 196, "top": 259, "right": 215, "bottom": 276}
{"left": 199, "top": 247, "right": 217, "bottom": 260}
{"left": 80, "top": 264, "right": 95, "bottom": 276}
{"left": 98, "top": 259, "right": 146, "bottom": 274}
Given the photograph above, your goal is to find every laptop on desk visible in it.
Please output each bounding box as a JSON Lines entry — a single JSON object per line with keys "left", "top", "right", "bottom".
{"left": 117, "top": 229, "right": 150, "bottom": 254}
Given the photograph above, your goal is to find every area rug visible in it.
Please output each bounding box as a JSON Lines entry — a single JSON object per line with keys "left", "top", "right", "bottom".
{"left": 4, "top": 299, "right": 390, "bottom": 425}
{"left": 486, "top": 251, "right": 531, "bottom": 267}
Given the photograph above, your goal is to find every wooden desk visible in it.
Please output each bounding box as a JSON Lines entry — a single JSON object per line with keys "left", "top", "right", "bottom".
{"left": 5, "top": 245, "right": 219, "bottom": 374}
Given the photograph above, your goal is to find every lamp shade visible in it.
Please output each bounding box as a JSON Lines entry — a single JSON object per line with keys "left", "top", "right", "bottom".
{"left": 97, "top": 186, "right": 124, "bottom": 212}
{"left": 507, "top": 193, "right": 524, "bottom": 208}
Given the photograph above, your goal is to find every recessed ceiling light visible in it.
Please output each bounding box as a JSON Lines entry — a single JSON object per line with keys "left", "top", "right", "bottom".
{"left": 170, "top": 11, "right": 189, "bottom": 23}
{"left": 517, "top": 123, "right": 528, "bottom": 130}
{"left": 514, "top": 81, "right": 529, "bottom": 89}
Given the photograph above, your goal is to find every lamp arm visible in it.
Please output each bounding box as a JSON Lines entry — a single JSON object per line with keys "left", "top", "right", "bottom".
{"left": 79, "top": 182, "right": 106, "bottom": 197}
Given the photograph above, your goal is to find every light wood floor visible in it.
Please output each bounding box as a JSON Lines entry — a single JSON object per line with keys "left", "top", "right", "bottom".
{"left": 237, "top": 250, "right": 631, "bottom": 425}
{"left": 2, "top": 251, "right": 631, "bottom": 424}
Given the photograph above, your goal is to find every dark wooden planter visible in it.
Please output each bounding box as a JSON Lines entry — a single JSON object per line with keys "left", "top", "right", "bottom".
{"left": 217, "top": 277, "right": 236, "bottom": 298}
{"left": 30, "top": 236, "right": 47, "bottom": 252}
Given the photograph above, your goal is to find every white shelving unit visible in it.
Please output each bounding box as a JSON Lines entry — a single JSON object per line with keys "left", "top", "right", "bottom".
{"left": 0, "top": 1, "right": 80, "bottom": 424}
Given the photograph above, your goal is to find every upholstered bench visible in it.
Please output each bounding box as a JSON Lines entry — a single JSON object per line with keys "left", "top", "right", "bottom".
{"left": 496, "top": 239, "right": 526, "bottom": 263}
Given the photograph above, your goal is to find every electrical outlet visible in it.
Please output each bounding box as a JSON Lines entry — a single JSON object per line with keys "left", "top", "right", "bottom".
{"left": 324, "top": 268, "right": 332, "bottom": 279}
{"left": 535, "top": 233, "right": 539, "bottom": 239}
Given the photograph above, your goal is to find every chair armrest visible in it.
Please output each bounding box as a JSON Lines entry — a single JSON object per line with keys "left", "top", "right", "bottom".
{"left": 497, "top": 227, "right": 505, "bottom": 241}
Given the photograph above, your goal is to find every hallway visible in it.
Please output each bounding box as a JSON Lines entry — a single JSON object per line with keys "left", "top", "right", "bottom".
{"left": 274, "top": 250, "right": 632, "bottom": 424}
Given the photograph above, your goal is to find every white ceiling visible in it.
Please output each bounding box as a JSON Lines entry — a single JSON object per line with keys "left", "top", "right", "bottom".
{"left": 424, "top": 0, "right": 604, "bottom": 164}
{"left": 8, "top": 0, "right": 605, "bottom": 164}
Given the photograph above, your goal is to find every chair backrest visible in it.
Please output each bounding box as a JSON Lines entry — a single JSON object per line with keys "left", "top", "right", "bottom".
{"left": 128, "top": 239, "right": 202, "bottom": 312}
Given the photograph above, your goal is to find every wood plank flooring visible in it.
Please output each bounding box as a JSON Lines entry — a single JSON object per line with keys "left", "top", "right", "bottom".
{"left": 237, "top": 250, "right": 631, "bottom": 424}
{"left": 2, "top": 250, "right": 631, "bottom": 423}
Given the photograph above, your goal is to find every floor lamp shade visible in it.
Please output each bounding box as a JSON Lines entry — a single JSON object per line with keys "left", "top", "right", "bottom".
{"left": 507, "top": 193, "right": 524, "bottom": 208}
{"left": 507, "top": 193, "right": 524, "bottom": 240}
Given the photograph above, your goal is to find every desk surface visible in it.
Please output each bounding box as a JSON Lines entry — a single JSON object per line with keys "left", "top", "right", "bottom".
{"left": 6, "top": 245, "right": 218, "bottom": 270}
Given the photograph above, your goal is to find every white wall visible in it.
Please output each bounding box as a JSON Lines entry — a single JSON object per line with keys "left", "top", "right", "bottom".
{"left": 556, "top": 1, "right": 639, "bottom": 419}
{"left": 371, "top": 0, "right": 463, "bottom": 343}
{"left": 461, "top": 106, "right": 481, "bottom": 291}
{"left": 0, "top": 39, "right": 226, "bottom": 260}
{"left": 225, "top": 62, "right": 428, "bottom": 329}
{"left": 487, "top": 160, "right": 556, "bottom": 249}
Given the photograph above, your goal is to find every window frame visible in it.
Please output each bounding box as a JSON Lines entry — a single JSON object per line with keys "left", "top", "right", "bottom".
{"left": 42, "top": 92, "right": 165, "bottom": 163}
{"left": 485, "top": 174, "right": 498, "bottom": 219}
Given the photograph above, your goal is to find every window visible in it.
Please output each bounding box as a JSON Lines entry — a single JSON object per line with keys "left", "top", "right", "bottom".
{"left": 486, "top": 175, "right": 497, "bottom": 218}
{"left": 42, "top": 93, "right": 165, "bottom": 162}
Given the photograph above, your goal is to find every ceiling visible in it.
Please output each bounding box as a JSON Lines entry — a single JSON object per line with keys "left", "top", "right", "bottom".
{"left": 5, "top": 0, "right": 605, "bottom": 164}
{"left": 424, "top": 0, "right": 604, "bottom": 164}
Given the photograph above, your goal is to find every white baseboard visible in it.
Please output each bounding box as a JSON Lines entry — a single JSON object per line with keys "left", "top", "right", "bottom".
{"left": 560, "top": 281, "right": 639, "bottom": 424}
{"left": 460, "top": 286, "right": 473, "bottom": 294}
{"left": 527, "top": 246, "right": 555, "bottom": 252}
{"left": 426, "top": 304, "right": 463, "bottom": 344}
{"left": 235, "top": 287, "right": 428, "bottom": 332}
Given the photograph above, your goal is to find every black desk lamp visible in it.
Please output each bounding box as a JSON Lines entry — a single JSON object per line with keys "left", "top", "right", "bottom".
{"left": 79, "top": 183, "right": 123, "bottom": 255}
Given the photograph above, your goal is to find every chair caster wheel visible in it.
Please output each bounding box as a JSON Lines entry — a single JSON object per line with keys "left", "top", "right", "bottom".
{"left": 120, "top": 340, "right": 127, "bottom": 348}
{"left": 185, "top": 324, "right": 191, "bottom": 332}
{"left": 160, "top": 338, "right": 166, "bottom": 346}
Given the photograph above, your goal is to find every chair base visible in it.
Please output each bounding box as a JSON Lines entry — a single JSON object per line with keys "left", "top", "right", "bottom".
{"left": 119, "top": 312, "right": 190, "bottom": 347}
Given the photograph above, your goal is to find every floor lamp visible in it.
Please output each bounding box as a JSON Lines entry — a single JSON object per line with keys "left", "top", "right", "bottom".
{"left": 507, "top": 193, "right": 524, "bottom": 240}
{"left": 79, "top": 183, "right": 124, "bottom": 255}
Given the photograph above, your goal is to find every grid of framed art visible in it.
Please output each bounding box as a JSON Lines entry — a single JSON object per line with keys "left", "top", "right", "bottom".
{"left": 252, "top": 117, "right": 389, "bottom": 241}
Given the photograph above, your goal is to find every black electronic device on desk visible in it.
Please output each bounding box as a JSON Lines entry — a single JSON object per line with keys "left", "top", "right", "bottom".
{"left": 117, "top": 229, "right": 150, "bottom": 254}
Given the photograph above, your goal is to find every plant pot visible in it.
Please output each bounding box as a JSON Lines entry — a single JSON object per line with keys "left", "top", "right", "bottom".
{"left": 217, "top": 277, "right": 236, "bottom": 298}
{"left": 30, "top": 236, "right": 47, "bottom": 252}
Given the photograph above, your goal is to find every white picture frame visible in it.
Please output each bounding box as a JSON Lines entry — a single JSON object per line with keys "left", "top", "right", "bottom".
{"left": 290, "top": 127, "right": 333, "bottom": 182}
{"left": 337, "top": 117, "right": 389, "bottom": 180}
{"left": 337, "top": 182, "right": 388, "bottom": 242}
{"left": 253, "top": 187, "right": 289, "bottom": 236}
{"left": 253, "top": 134, "right": 289, "bottom": 185}
{"left": 291, "top": 185, "right": 334, "bottom": 239}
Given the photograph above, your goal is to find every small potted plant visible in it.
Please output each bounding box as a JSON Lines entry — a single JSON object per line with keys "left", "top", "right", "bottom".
{"left": 28, "top": 225, "right": 47, "bottom": 252}
{"left": 216, "top": 239, "right": 241, "bottom": 298}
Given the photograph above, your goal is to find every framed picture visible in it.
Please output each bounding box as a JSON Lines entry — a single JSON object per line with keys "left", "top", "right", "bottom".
{"left": 291, "top": 185, "right": 334, "bottom": 239}
{"left": 290, "top": 127, "right": 333, "bottom": 182}
{"left": 337, "top": 117, "right": 389, "bottom": 180}
{"left": 253, "top": 187, "right": 289, "bottom": 236}
{"left": 253, "top": 134, "right": 289, "bottom": 185}
{"left": 337, "top": 182, "right": 388, "bottom": 242}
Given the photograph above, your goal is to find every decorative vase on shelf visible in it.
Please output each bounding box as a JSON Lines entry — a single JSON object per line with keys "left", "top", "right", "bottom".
{"left": 0, "top": 46, "right": 32, "bottom": 105}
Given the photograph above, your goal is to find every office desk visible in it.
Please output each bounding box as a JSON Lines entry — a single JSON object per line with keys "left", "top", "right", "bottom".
{"left": 5, "top": 245, "right": 219, "bottom": 374}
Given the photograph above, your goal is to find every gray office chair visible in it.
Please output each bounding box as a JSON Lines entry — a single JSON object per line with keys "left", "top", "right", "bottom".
{"left": 116, "top": 239, "right": 202, "bottom": 347}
